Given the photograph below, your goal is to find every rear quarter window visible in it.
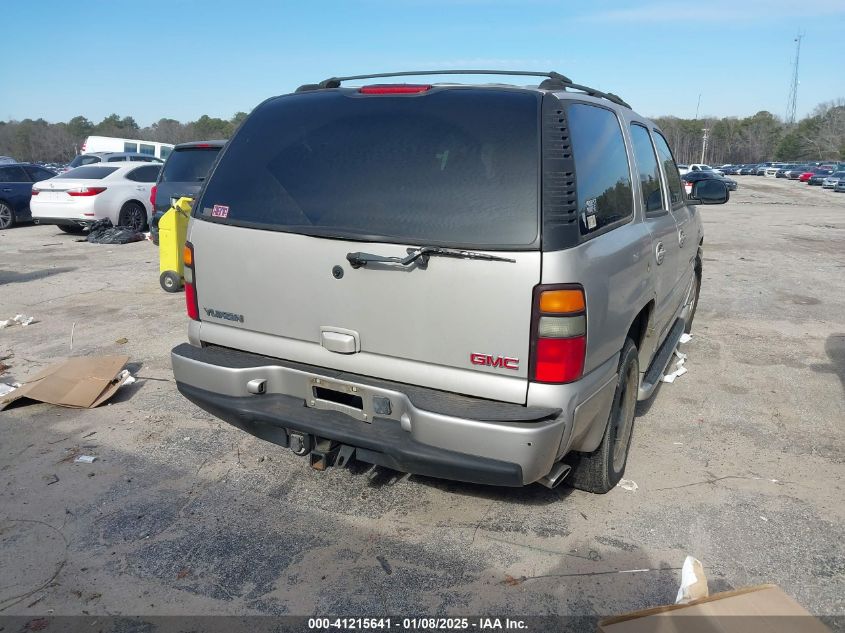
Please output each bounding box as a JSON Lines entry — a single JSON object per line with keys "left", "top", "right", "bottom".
{"left": 567, "top": 103, "right": 633, "bottom": 235}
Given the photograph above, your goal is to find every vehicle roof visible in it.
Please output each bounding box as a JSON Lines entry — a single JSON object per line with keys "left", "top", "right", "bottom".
{"left": 82, "top": 151, "right": 161, "bottom": 158}
{"left": 64, "top": 161, "right": 161, "bottom": 173}
{"left": 283, "top": 82, "right": 662, "bottom": 135}
{"left": 173, "top": 140, "right": 227, "bottom": 150}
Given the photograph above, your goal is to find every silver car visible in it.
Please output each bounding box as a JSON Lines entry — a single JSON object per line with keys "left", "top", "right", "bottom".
{"left": 822, "top": 171, "right": 845, "bottom": 188}
{"left": 170, "top": 70, "right": 728, "bottom": 493}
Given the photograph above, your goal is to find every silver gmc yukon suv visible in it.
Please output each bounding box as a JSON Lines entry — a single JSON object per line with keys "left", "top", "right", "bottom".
{"left": 171, "top": 70, "right": 729, "bottom": 493}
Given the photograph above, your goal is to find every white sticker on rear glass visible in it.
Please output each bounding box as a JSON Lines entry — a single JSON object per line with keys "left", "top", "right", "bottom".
{"left": 211, "top": 204, "right": 229, "bottom": 218}
{"left": 586, "top": 214, "right": 597, "bottom": 230}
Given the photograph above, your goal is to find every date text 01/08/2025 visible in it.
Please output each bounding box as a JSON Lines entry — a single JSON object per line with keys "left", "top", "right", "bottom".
{"left": 307, "top": 617, "right": 529, "bottom": 630}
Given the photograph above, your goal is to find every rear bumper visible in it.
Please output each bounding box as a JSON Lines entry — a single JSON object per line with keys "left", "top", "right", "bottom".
{"left": 171, "top": 343, "right": 578, "bottom": 486}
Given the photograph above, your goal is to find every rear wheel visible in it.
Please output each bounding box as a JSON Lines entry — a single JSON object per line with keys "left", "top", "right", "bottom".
{"left": 567, "top": 338, "right": 639, "bottom": 494}
{"left": 58, "top": 224, "right": 85, "bottom": 234}
{"left": 0, "top": 203, "right": 14, "bottom": 230}
{"left": 118, "top": 202, "right": 148, "bottom": 232}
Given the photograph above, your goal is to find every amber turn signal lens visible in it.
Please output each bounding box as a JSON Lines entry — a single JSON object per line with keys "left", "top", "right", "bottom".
{"left": 539, "top": 289, "right": 584, "bottom": 314}
{"left": 183, "top": 245, "right": 193, "bottom": 267}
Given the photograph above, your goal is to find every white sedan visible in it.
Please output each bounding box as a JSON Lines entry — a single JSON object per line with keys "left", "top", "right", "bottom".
{"left": 31, "top": 162, "right": 161, "bottom": 233}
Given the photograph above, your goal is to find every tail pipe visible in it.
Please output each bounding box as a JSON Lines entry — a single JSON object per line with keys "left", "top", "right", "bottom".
{"left": 538, "top": 461, "right": 571, "bottom": 489}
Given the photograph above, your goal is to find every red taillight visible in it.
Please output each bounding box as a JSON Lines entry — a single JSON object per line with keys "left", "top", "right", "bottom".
{"left": 67, "top": 187, "right": 106, "bottom": 197}
{"left": 359, "top": 84, "right": 431, "bottom": 94}
{"left": 184, "top": 242, "right": 199, "bottom": 320}
{"left": 534, "top": 337, "right": 586, "bottom": 383}
{"left": 150, "top": 185, "right": 157, "bottom": 208}
{"left": 31, "top": 188, "right": 40, "bottom": 196}
{"left": 529, "top": 285, "right": 587, "bottom": 384}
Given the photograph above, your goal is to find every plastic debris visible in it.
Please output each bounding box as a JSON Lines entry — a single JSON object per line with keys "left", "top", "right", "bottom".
{"left": 675, "top": 556, "right": 709, "bottom": 604}
{"left": 679, "top": 333, "right": 693, "bottom": 344}
{"left": 74, "top": 455, "right": 97, "bottom": 464}
{"left": 116, "top": 369, "right": 136, "bottom": 387}
{"left": 617, "top": 479, "right": 638, "bottom": 491}
{"left": 662, "top": 357, "right": 689, "bottom": 383}
{"left": 0, "top": 314, "right": 35, "bottom": 329}
{"left": 86, "top": 219, "right": 145, "bottom": 244}
{"left": 0, "top": 382, "right": 21, "bottom": 397}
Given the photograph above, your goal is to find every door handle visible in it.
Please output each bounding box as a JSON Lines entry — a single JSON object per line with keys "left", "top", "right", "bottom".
{"left": 1, "top": 188, "right": 11, "bottom": 192}
{"left": 679, "top": 229, "right": 687, "bottom": 247}
{"left": 655, "top": 242, "right": 666, "bottom": 265}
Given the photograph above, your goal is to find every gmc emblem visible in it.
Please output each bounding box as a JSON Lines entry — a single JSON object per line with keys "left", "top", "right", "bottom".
{"left": 470, "top": 353, "right": 519, "bottom": 370}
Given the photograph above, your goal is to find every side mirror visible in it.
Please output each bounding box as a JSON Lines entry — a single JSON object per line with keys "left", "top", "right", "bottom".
{"left": 688, "top": 179, "right": 729, "bottom": 205}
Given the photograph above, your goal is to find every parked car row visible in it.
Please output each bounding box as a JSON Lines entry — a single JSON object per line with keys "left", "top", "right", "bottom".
{"left": 713, "top": 161, "right": 845, "bottom": 192}
{"left": 0, "top": 141, "right": 224, "bottom": 232}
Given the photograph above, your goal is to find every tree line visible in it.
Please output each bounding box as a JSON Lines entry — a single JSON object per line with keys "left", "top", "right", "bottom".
{"left": 0, "top": 113, "right": 248, "bottom": 163}
{"left": 1, "top": 99, "right": 843, "bottom": 165}
{"left": 656, "top": 99, "right": 844, "bottom": 165}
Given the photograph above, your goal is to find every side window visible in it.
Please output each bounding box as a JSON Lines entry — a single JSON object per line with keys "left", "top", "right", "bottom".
{"left": 139, "top": 143, "right": 155, "bottom": 156}
{"left": 127, "top": 165, "right": 161, "bottom": 182}
{"left": 160, "top": 146, "right": 172, "bottom": 160}
{"left": 567, "top": 103, "right": 634, "bottom": 235}
{"left": 107, "top": 156, "right": 126, "bottom": 162}
{"left": 124, "top": 142, "right": 138, "bottom": 153}
{"left": 0, "top": 166, "right": 29, "bottom": 182}
{"left": 652, "top": 132, "right": 684, "bottom": 207}
{"left": 629, "top": 124, "right": 665, "bottom": 213}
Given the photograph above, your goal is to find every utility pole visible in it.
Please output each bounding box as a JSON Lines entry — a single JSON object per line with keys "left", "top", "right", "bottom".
{"left": 694, "top": 93, "right": 702, "bottom": 120}
{"left": 786, "top": 32, "right": 803, "bottom": 124}
{"left": 701, "top": 128, "right": 709, "bottom": 164}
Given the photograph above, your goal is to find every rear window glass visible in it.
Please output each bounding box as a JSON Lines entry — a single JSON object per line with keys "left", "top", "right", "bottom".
{"left": 197, "top": 89, "right": 540, "bottom": 248}
{"left": 161, "top": 148, "right": 220, "bottom": 183}
{"left": 57, "top": 166, "right": 118, "bottom": 179}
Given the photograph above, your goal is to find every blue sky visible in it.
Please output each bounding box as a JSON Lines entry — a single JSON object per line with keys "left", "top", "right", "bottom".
{"left": 2, "top": 0, "right": 843, "bottom": 125}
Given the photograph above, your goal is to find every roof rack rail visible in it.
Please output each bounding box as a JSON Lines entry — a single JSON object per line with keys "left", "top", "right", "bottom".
{"left": 295, "top": 70, "right": 631, "bottom": 109}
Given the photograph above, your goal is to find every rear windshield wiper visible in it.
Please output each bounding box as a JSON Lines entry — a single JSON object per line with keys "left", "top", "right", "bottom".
{"left": 346, "top": 246, "right": 516, "bottom": 269}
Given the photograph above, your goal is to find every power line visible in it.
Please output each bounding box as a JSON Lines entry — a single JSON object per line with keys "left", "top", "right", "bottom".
{"left": 786, "top": 32, "right": 803, "bottom": 125}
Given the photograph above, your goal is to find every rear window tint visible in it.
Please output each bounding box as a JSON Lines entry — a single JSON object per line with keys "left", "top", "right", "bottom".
{"left": 161, "top": 148, "right": 220, "bottom": 183}
{"left": 57, "top": 166, "right": 119, "bottom": 179}
{"left": 567, "top": 103, "right": 633, "bottom": 234}
{"left": 197, "top": 89, "right": 540, "bottom": 248}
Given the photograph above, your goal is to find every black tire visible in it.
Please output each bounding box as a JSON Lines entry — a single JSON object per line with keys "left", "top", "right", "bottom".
{"left": 0, "top": 202, "right": 15, "bottom": 230}
{"left": 684, "top": 265, "right": 701, "bottom": 334}
{"left": 118, "top": 202, "right": 148, "bottom": 232}
{"left": 567, "top": 338, "right": 639, "bottom": 494}
{"left": 58, "top": 224, "right": 85, "bottom": 234}
{"left": 159, "top": 271, "right": 182, "bottom": 293}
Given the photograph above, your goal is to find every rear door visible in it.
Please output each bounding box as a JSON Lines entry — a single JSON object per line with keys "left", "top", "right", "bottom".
{"left": 188, "top": 88, "right": 543, "bottom": 404}
{"left": 652, "top": 131, "right": 695, "bottom": 324}
{"left": 0, "top": 165, "right": 34, "bottom": 219}
{"left": 629, "top": 124, "right": 680, "bottom": 343}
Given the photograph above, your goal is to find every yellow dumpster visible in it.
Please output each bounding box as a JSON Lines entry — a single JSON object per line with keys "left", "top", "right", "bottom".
{"left": 158, "top": 196, "right": 193, "bottom": 292}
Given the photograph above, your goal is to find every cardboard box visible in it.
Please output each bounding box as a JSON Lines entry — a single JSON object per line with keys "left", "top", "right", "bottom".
{"left": 0, "top": 356, "right": 130, "bottom": 410}
{"left": 599, "top": 585, "right": 831, "bottom": 633}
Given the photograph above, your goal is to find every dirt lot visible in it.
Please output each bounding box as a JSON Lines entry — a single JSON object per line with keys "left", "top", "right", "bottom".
{"left": 1, "top": 177, "right": 843, "bottom": 625}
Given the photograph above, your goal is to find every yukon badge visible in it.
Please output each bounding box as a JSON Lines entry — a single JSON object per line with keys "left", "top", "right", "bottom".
{"left": 470, "top": 353, "right": 519, "bottom": 370}
{"left": 203, "top": 308, "right": 245, "bottom": 323}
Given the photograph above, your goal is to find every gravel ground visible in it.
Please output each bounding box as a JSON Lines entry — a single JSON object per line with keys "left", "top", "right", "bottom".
{"left": 0, "top": 176, "right": 843, "bottom": 625}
